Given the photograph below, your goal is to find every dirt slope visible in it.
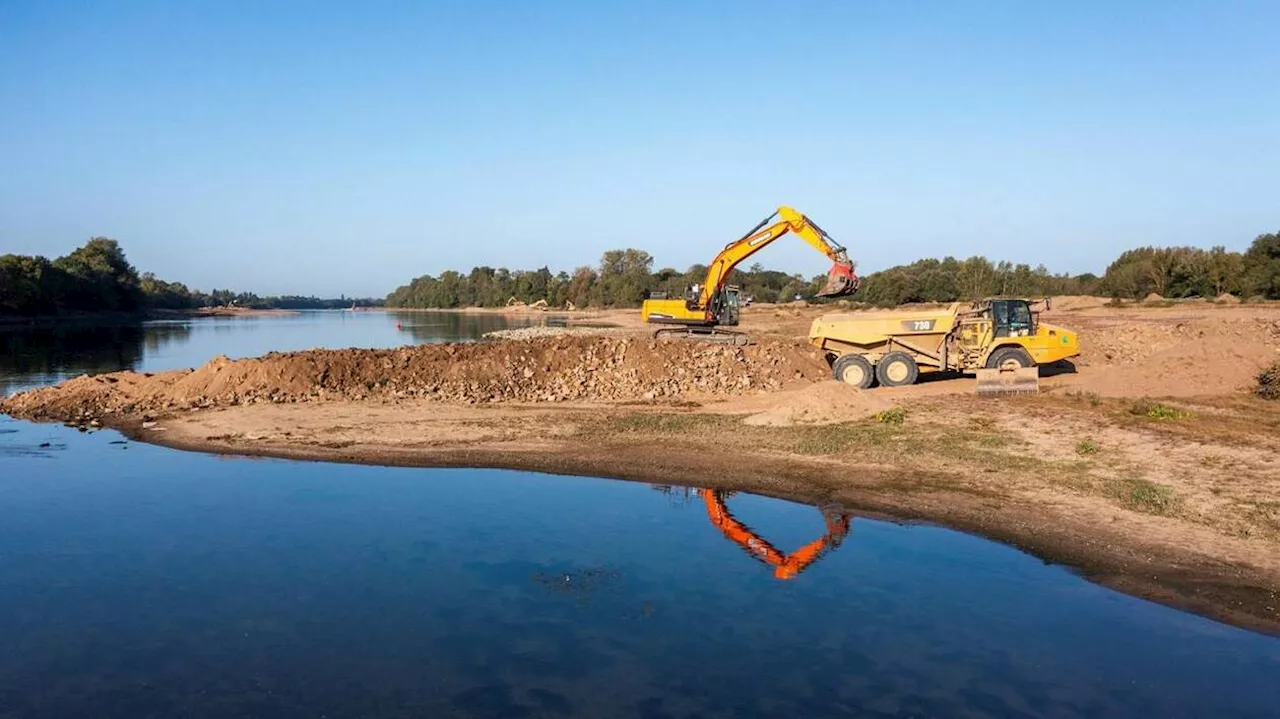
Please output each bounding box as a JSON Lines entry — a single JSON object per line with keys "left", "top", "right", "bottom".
{"left": 0, "top": 336, "right": 831, "bottom": 422}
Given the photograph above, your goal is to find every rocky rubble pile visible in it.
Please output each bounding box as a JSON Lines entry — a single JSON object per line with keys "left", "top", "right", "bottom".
{"left": 482, "top": 326, "right": 606, "bottom": 340}
{"left": 0, "top": 337, "right": 831, "bottom": 423}
{"left": 1258, "top": 361, "right": 1280, "bottom": 401}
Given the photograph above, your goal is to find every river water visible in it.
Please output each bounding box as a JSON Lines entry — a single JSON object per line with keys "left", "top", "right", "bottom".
{"left": 1, "top": 311, "right": 1277, "bottom": 718}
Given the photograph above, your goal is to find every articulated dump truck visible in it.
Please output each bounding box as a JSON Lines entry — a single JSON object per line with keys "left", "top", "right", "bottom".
{"left": 809, "top": 298, "right": 1079, "bottom": 394}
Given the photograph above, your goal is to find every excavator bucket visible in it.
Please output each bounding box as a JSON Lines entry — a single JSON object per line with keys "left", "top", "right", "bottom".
{"left": 817, "top": 262, "right": 859, "bottom": 298}
{"left": 975, "top": 367, "right": 1040, "bottom": 396}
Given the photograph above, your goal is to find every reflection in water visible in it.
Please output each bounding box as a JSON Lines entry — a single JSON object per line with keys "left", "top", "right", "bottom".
{"left": 0, "top": 323, "right": 189, "bottom": 394}
{"left": 655, "top": 486, "right": 852, "bottom": 580}
{"left": 389, "top": 310, "right": 565, "bottom": 343}
{"left": 703, "top": 489, "right": 851, "bottom": 579}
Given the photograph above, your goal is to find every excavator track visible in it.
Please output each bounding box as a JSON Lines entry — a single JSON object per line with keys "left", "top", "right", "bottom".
{"left": 652, "top": 326, "right": 753, "bottom": 346}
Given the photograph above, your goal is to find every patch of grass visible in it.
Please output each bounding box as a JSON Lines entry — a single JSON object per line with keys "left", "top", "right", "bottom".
{"left": 978, "top": 434, "right": 1009, "bottom": 448}
{"left": 1076, "top": 438, "right": 1100, "bottom": 455}
{"left": 603, "top": 413, "right": 737, "bottom": 434}
{"left": 874, "top": 406, "right": 907, "bottom": 425}
{"left": 1109, "top": 477, "right": 1182, "bottom": 516}
{"left": 1200, "top": 454, "right": 1234, "bottom": 469}
{"left": 1065, "top": 390, "right": 1103, "bottom": 407}
{"left": 967, "top": 415, "right": 996, "bottom": 431}
{"left": 1238, "top": 500, "right": 1280, "bottom": 540}
{"left": 1130, "top": 399, "right": 1196, "bottom": 421}
{"left": 792, "top": 423, "right": 895, "bottom": 455}
{"left": 1256, "top": 361, "right": 1280, "bottom": 401}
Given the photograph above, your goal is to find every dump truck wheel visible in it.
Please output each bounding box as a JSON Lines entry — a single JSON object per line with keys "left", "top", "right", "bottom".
{"left": 876, "top": 352, "right": 919, "bottom": 387}
{"left": 986, "top": 346, "right": 1036, "bottom": 372}
{"left": 832, "top": 354, "right": 874, "bottom": 389}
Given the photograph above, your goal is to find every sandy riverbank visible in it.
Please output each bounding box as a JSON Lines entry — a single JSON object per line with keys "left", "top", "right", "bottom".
{"left": 3, "top": 300, "right": 1279, "bottom": 634}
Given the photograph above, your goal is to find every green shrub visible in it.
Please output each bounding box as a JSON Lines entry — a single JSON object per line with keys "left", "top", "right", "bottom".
{"left": 1076, "top": 438, "right": 1100, "bottom": 455}
{"left": 1130, "top": 399, "right": 1195, "bottom": 420}
{"left": 874, "top": 407, "right": 907, "bottom": 425}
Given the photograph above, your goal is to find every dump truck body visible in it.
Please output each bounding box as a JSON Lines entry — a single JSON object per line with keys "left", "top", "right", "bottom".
{"left": 809, "top": 299, "right": 1079, "bottom": 389}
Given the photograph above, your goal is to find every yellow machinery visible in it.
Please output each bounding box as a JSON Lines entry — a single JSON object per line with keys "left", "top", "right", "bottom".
{"left": 642, "top": 206, "right": 859, "bottom": 342}
{"left": 809, "top": 298, "right": 1080, "bottom": 392}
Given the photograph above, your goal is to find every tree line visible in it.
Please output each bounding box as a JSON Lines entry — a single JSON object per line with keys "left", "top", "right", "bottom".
{"left": 384, "top": 248, "right": 829, "bottom": 310}
{"left": 385, "top": 231, "right": 1280, "bottom": 309}
{"left": 0, "top": 238, "right": 382, "bottom": 317}
{"left": 8, "top": 231, "right": 1275, "bottom": 317}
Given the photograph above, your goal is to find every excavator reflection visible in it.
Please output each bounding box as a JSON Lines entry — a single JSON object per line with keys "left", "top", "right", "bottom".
{"left": 700, "top": 489, "right": 851, "bottom": 580}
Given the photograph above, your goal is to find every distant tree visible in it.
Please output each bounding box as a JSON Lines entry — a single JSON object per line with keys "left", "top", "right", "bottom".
{"left": 598, "top": 249, "right": 654, "bottom": 306}
{"left": 565, "top": 266, "right": 599, "bottom": 308}
{"left": 1206, "top": 246, "right": 1245, "bottom": 296}
{"left": 0, "top": 254, "right": 53, "bottom": 314}
{"left": 51, "top": 237, "right": 143, "bottom": 311}
{"left": 956, "top": 256, "right": 997, "bottom": 299}
{"left": 1243, "top": 232, "right": 1280, "bottom": 299}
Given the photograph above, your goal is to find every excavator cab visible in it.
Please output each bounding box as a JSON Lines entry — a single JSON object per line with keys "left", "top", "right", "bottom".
{"left": 709, "top": 286, "right": 741, "bottom": 326}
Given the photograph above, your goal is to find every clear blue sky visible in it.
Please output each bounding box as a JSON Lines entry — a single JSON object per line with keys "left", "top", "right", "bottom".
{"left": 2, "top": 1, "right": 1277, "bottom": 297}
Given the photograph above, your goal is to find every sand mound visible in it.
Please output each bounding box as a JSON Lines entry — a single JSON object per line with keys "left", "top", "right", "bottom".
{"left": 1075, "top": 315, "right": 1280, "bottom": 396}
{"left": 1217, "top": 293, "right": 1241, "bottom": 304}
{"left": 1144, "top": 293, "right": 1165, "bottom": 302}
{"left": 1076, "top": 314, "right": 1280, "bottom": 365}
{"left": 0, "top": 337, "right": 832, "bottom": 422}
{"left": 1044, "top": 295, "right": 1109, "bottom": 312}
{"left": 734, "top": 382, "right": 893, "bottom": 426}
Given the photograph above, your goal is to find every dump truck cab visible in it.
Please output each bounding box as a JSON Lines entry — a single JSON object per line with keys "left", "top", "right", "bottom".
{"left": 809, "top": 298, "right": 1079, "bottom": 389}
{"left": 958, "top": 298, "right": 1077, "bottom": 368}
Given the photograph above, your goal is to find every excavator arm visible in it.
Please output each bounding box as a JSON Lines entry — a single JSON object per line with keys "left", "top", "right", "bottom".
{"left": 701, "top": 489, "right": 851, "bottom": 580}
{"left": 694, "top": 206, "right": 859, "bottom": 310}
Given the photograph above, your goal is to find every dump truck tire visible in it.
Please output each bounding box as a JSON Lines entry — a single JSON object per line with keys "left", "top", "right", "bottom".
{"left": 876, "top": 352, "right": 919, "bottom": 387}
{"left": 986, "top": 346, "right": 1036, "bottom": 372}
{"left": 832, "top": 354, "right": 875, "bottom": 389}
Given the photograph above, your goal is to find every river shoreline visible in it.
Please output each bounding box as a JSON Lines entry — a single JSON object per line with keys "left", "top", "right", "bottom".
{"left": 18, "top": 392, "right": 1265, "bottom": 638}
{"left": 0, "top": 307, "right": 300, "bottom": 328}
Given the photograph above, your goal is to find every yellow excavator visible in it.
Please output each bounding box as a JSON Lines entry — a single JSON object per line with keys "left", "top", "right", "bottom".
{"left": 641, "top": 206, "right": 859, "bottom": 342}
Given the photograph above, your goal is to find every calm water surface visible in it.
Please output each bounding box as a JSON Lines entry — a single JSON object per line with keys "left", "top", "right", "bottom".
{"left": 1, "top": 312, "right": 1278, "bottom": 718}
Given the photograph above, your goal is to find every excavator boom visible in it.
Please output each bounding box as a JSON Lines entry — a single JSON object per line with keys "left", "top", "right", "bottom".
{"left": 696, "top": 206, "right": 859, "bottom": 309}
{"left": 641, "top": 206, "right": 859, "bottom": 335}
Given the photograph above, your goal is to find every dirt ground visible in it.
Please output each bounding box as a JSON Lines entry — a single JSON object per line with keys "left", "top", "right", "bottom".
{"left": 4, "top": 298, "right": 1280, "bottom": 634}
